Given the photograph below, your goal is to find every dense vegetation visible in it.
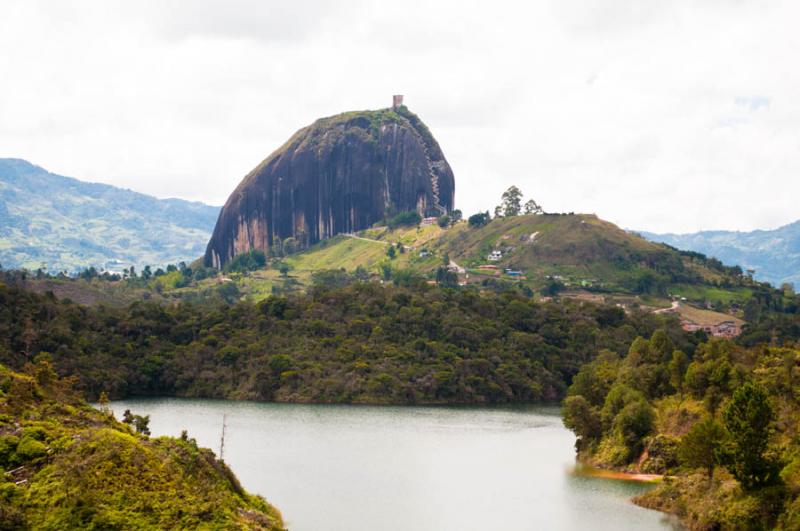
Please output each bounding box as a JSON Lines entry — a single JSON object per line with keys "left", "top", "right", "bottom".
{"left": 0, "top": 277, "right": 689, "bottom": 405}
{"left": 563, "top": 332, "right": 800, "bottom": 529}
{"left": 0, "top": 361, "right": 284, "bottom": 529}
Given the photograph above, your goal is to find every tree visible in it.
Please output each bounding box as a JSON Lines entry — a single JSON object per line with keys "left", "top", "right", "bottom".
{"left": 279, "top": 263, "right": 290, "bottom": 277}
{"left": 133, "top": 415, "right": 151, "bottom": 436}
{"left": 437, "top": 215, "right": 450, "bottom": 228}
{"left": 679, "top": 417, "right": 726, "bottom": 479}
{"left": 121, "top": 409, "right": 150, "bottom": 436}
{"left": 451, "top": 209, "right": 463, "bottom": 223}
{"left": 435, "top": 267, "right": 458, "bottom": 288}
{"left": 142, "top": 265, "right": 152, "bottom": 281}
{"left": 386, "top": 210, "right": 422, "bottom": 229}
{"left": 500, "top": 186, "right": 523, "bottom": 217}
{"left": 562, "top": 395, "right": 601, "bottom": 449}
{"left": 568, "top": 350, "right": 620, "bottom": 407}
{"left": 224, "top": 250, "right": 267, "bottom": 274}
{"left": 523, "top": 199, "right": 543, "bottom": 215}
{"left": 468, "top": 211, "right": 490, "bottom": 228}
{"left": 614, "top": 399, "right": 654, "bottom": 457}
{"left": 386, "top": 246, "right": 397, "bottom": 259}
{"left": 380, "top": 263, "right": 393, "bottom": 280}
{"left": 668, "top": 350, "right": 689, "bottom": 394}
{"left": 540, "top": 279, "right": 565, "bottom": 297}
{"left": 98, "top": 391, "right": 110, "bottom": 414}
{"left": 781, "top": 282, "right": 795, "bottom": 296}
{"left": 354, "top": 266, "right": 369, "bottom": 281}
{"left": 721, "top": 382, "right": 777, "bottom": 489}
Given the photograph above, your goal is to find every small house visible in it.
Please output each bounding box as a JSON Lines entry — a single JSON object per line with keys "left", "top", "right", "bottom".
{"left": 488, "top": 250, "right": 503, "bottom": 261}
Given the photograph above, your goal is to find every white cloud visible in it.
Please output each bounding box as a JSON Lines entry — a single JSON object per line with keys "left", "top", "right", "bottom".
{"left": 0, "top": 0, "right": 798, "bottom": 233}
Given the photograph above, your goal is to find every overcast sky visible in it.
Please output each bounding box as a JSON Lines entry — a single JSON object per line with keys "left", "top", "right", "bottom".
{"left": 1, "top": 0, "right": 798, "bottom": 233}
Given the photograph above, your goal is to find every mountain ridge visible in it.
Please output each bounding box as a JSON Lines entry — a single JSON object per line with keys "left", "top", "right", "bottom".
{"left": 642, "top": 220, "right": 800, "bottom": 288}
{"left": 0, "top": 158, "right": 220, "bottom": 273}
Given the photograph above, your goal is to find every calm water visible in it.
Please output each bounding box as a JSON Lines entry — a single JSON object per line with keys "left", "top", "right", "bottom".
{"left": 109, "top": 399, "right": 676, "bottom": 531}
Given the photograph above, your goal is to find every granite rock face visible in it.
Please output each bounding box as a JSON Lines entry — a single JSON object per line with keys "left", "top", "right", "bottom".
{"left": 205, "top": 106, "right": 455, "bottom": 268}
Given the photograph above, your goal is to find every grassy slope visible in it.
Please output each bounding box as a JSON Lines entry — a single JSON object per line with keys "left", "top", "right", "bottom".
{"left": 435, "top": 214, "right": 711, "bottom": 286}
{"left": 16, "top": 214, "right": 760, "bottom": 318}
{"left": 223, "top": 213, "right": 685, "bottom": 293}
{"left": 22, "top": 277, "right": 168, "bottom": 307}
{"left": 0, "top": 363, "right": 284, "bottom": 530}
{"left": 674, "top": 303, "right": 745, "bottom": 327}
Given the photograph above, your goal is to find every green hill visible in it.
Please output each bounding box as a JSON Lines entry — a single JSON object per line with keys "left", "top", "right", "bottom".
{"left": 9, "top": 211, "right": 789, "bottom": 326}
{"left": 190, "top": 213, "right": 762, "bottom": 313}
{"left": 0, "top": 361, "right": 284, "bottom": 529}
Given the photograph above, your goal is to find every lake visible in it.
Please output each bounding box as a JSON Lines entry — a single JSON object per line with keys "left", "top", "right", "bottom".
{"left": 109, "top": 399, "right": 676, "bottom": 531}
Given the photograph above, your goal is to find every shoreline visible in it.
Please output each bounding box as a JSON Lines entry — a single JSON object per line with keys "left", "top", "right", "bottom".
{"left": 572, "top": 463, "right": 665, "bottom": 483}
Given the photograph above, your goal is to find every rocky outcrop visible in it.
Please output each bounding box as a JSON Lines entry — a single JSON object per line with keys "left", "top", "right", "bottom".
{"left": 205, "top": 106, "right": 455, "bottom": 268}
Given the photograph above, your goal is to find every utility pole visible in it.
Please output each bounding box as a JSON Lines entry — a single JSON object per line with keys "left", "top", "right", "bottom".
{"left": 219, "top": 413, "right": 228, "bottom": 462}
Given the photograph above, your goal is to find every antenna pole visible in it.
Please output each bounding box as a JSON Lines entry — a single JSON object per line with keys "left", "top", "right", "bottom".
{"left": 219, "top": 413, "right": 228, "bottom": 461}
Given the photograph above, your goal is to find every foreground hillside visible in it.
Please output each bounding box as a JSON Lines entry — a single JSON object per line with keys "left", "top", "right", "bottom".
{"left": 643, "top": 220, "right": 800, "bottom": 288}
{"left": 563, "top": 333, "right": 800, "bottom": 529}
{"left": 0, "top": 158, "right": 220, "bottom": 273}
{"left": 0, "top": 361, "right": 284, "bottom": 529}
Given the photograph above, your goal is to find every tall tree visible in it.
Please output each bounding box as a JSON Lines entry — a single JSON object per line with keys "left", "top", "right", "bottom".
{"left": 721, "top": 382, "right": 776, "bottom": 489}
{"left": 500, "top": 186, "right": 523, "bottom": 217}
{"left": 679, "top": 417, "right": 725, "bottom": 479}
{"left": 523, "top": 199, "right": 543, "bottom": 215}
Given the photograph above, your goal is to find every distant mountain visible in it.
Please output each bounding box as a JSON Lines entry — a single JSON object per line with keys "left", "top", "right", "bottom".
{"left": 0, "top": 158, "right": 220, "bottom": 273}
{"left": 641, "top": 221, "right": 800, "bottom": 288}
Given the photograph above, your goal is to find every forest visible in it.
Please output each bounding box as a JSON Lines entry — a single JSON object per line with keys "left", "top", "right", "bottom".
{"left": 0, "top": 275, "right": 694, "bottom": 405}
{"left": 563, "top": 332, "right": 800, "bottom": 529}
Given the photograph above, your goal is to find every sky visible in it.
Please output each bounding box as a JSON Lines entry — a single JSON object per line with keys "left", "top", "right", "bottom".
{"left": 1, "top": 0, "right": 798, "bottom": 234}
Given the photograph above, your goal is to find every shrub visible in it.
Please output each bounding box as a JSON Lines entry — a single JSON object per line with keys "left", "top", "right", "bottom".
{"left": 223, "top": 250, "right": 266, "bottom": 274}
{"left": 386, "top": 211, "right": 421, "bottom": 229}
{"left": 0, "top": 435, "right": 20, "bottom": 467}
{"left": 642, "top": 434, "right": 680, "bottom": 474}
{"left": 16, "top": 436, "right": 47, "bottom": 460}
{"left": 468, "top": 211, "right": 490, "bottom": 228}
